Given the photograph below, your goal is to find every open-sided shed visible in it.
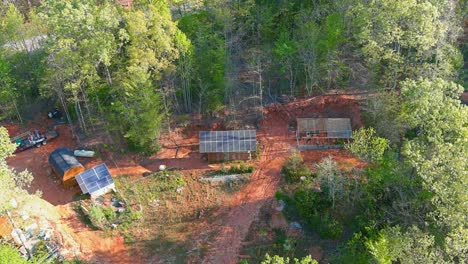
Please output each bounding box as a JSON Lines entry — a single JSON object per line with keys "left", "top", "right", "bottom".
{"left": 296, "top": 118, "right": 352, "bottom": 149}
{"left": 199, "top": 130, "right": 257, "bottom": 161}
{"left": 49, "top": 148, "right": 85, "bottom": 187}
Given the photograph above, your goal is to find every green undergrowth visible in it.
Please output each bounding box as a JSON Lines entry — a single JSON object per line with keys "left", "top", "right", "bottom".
{"left": 212, "top": 162, "right": 255, "bottom": 175}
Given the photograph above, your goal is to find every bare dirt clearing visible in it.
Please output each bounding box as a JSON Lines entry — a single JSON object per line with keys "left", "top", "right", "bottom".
{"left": 4, "top": 94, "right": 364, "bottom": 263}
{"left": 187, "top": 94, "right": 364, "bottom": 263}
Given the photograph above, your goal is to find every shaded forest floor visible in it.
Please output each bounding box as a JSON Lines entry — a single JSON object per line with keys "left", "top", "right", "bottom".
{"left": 4, "top": 93, "right": 365, "bottom": 263}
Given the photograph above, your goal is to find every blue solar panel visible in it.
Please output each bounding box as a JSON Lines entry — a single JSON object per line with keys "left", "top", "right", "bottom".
{"left": 76, "top": 163, "right": 114, "bottom": 195}
{"left": 199, "top": 130, "right": 256, "bottom": 153}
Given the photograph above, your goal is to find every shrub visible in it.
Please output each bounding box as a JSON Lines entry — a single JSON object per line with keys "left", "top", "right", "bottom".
{"left": 102, "top": 207, "right": 116, "bottom": 221}
{"left": 281, "top": 152, "right": 311, "bottom": 183}
{"left": 315, "top": 156, "right": 344, "bottom": 209}
{"left": 293, "top": 189, "right": 331, "bottom": 217}
{"left": 239, "top": 162, "right": 248, "bottom": 172}
{"left": 218, "top": 162, "right": 255, "bottom": 175}
{"left": 317, "top": 214, "right": 343, "bottom": 239}
{"left": 127, "top": 210, "right": 142, "bottom": 221}
{"left": 31, "top": 240, "right": 49, "bottom": 262}
{"left": 220, "top": 164, "right": 228, "bottom": 174}
{"left": 292, "top": 189, "right": 342, "bottom": 239}
{"left": 0, "top": 243, "right": 27, "bottom": 264}
{"left": 88, "top": 205, "right": 106, "bottom": 229}
{"left": 228, "top": 165, "right": 238, "bottom": 174}
{"left": 333, "top": 232, "right": 372, "bottom": 263}
{"left": 345, "top": 127, "right": 389, "bottom": 162}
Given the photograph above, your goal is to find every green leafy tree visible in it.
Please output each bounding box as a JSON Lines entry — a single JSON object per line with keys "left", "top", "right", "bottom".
{"left": 363, "top": 92, "right": 405, "bottom": 144}
{"left": 112, "top": 0, "right": 181, "bottom": 153}
{"left": 318, "top": 12, "right": 346, "bottom": 89}
{"left": 400, "top": 78, "right": 467, "bottom": 261}
{"left": 315, "top": 156, "right": 344, "bottom": 209}
{"left": 350, "top": 0, "right": 460, "bottom": 88}
{"left": 177, "top": 11, "right": 226, "bottom": 114}
{"left": 0, "top": 56, "right": 22, "bottom": 122}
{"left": 346, "top": 127, "right": 389, "bottom": 162}
{"left": 0, "top": 126, "right": 33, "bottom": 211}
{"left": 366, "top": 226, "right": 444, "bottom": 264}
{"left": 40, "top": 0, "right": 121, "bottom": 133}
{"left": 0, "top": 3, "right": 36, "bottom": 122}
{"left": 274, "top": 32, "right": 298, "bottom": 96}
{"left": 0, "top": 3, "right": 48, "bottom": 104}
{"left": 0, "top": 3, "right": 24, "bottom": 46}
{"left": 0, "top": 243, "right": 27, "bottom": 264}
{"left": 174, "top": 30, "right": 194, "bottom": 113}
{"left": 40, "top": 0, "right": 187, "bottom": 154}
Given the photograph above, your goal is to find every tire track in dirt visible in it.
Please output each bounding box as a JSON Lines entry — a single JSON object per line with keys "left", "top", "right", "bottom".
{"left": 201, "top": 116, "right": 291, "bottom": 263}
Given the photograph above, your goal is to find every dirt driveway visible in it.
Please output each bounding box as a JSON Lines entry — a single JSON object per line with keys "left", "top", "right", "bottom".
{"left": 193, "top": 94, "right": 364, "bottom": 263}
{"left": 6, "top": 122, "right": 79, "bottom": 205}
{"left": 3, "top": 94, "right": 364, "bottom": 263}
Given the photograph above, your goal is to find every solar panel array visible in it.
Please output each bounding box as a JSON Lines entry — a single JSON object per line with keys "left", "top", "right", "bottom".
{"left": 76, "top": 163, "right": 114, "bottom": 195}
{"left": 199, "top": 130, "right": 256, "bottom": 153}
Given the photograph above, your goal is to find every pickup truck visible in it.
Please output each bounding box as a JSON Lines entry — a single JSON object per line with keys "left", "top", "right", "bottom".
{"left": 12, "top": 130, "right": 59, "bottom": 153}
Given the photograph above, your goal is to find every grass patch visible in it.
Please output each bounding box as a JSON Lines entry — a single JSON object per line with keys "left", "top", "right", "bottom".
{"left": 77, "top": 198, "right": 142, "bottom": 231}
{"left": 112, "top": 171, "right": 240, "bottom": 262}
{"left": 115, "top": 171, "right": 185, "bottom": 207}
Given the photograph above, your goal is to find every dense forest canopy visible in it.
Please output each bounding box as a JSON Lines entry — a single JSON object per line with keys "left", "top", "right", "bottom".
{"left": 0, "top": 0, "right": 466, "bottom": 262}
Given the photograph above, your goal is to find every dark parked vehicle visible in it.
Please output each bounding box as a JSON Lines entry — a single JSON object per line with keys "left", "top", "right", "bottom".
{"left": 12, "top": 129, "right": 59, "bottom": 153}
{"left": 48, "top": 108, "right": 66, "bottom": 124}
{"left": 47, "top": 108, "right": 62, "bottom": 119}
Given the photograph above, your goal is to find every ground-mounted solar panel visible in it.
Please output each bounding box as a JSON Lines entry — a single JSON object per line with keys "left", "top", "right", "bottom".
{"left": 199, "top": 130, "right": 257, "bottom": 153}
{"left": 76, "top": 163, "right": 114, "bottom": 195}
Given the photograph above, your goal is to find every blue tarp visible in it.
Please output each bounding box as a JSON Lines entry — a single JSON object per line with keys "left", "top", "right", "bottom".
{"left": 48, "top": 147, "right": 81, "bottom": 176}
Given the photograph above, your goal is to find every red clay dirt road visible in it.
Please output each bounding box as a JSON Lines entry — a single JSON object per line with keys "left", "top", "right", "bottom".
{"left": 5, "top": 121, "right": 136, "bottom": 263}
{"left": 4, "top": 94, "right": 363, "bottom": 263}
{"left": 197, "top": 94, "right": 364, "bottom": 263}
{"left": 199, "top": 109, "right": 292, "bottom": 263}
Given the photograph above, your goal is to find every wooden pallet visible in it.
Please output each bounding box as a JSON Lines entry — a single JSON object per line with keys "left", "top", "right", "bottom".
{"left": 10, "top": 131, "right": 31, "bottom": 142}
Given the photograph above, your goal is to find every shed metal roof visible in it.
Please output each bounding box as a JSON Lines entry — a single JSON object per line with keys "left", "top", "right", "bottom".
{"left": 199, "top": 130, "right": 256, "bottom": 153}
{"left": 48, "top": 148, "right": 82, "bottom": 176}
{"left": 297, "top": 118, "right": 352, "bottom": 138}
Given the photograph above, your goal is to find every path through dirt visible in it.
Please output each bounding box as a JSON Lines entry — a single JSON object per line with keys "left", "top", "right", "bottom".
{"left": 200, "top": 110, "right": 292, "bottom": 263}
{"left": 5, "top": 121, "right": 139, "bottom": 263}
{"left": 3, "top": 94, "right": 363, "bottom": 263}
{"left": 195, "top": 94, "right": 363, "bottom": 263}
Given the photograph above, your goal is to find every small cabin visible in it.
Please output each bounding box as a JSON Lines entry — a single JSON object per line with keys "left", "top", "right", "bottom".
{"left": 199, "top": 130, "right": 257, "bottom": 162}
{"left": 49, "top": 148, "right": 85, "bottom": 187}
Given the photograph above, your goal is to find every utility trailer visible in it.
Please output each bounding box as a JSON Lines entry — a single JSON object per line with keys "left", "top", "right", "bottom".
{"left": 12, "top": 129, "right": 59, "bottom": 153}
